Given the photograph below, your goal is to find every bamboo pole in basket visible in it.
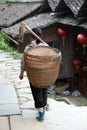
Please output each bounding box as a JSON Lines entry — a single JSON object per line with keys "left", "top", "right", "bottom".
{"left": 24, "top": 23, "right": 46, "bottom": 44}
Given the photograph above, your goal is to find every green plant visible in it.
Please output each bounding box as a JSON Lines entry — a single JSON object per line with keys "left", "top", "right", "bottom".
{"left": 48, "top": 94, "right": 63, "bottom": 101}
{"left": 47, "top": 93, "right": 70, "bottom": 104}
{"left": 46, "top": 104, "right": 49, "bottom": 111}
{"left": 0, "top": 31, "right": 22, "bottom": 59}
{"left": 83, "top": 101, "right": 87, "bottom": 106}
{"left": 0, "top": 31, "right": 10, "bottom": 50}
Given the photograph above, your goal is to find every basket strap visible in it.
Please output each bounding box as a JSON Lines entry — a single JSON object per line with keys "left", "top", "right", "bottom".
{"left": 53, "top": 57, "right": 62, "bottom": 63}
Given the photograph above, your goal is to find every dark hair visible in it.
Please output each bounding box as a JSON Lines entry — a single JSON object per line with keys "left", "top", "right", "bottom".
{"left": 32, "top": 27, "right": 42, "bottom": 36}
{"left": 32, "top": 27, "right": 42, "bottom": 44}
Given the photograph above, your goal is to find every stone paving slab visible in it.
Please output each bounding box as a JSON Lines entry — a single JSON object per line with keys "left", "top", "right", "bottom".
{"left": 20, "top": 100, "right": 34, "bottom": 109}
{"left": 64, "top": 96, "right": 87, "bottom": 106}
{"left": 0, "top": 84, "right": 20, "bottom": 116}
{"left": 0, "top": 117, "right": 9, "bottom": 130}
{"left": 10, "top": 115, "right": 46, "bottom": 130}
{"left": 0, "top": 104, "right": 20, "bottom": 116}
{"left": 18, "top": 93, "right": 33, "bottom": 101}
{"left": 17, "top": 88, "right": 31, "bottom": 94}
{"left": 0, "top": 84, "right": 18, "bottom": 103}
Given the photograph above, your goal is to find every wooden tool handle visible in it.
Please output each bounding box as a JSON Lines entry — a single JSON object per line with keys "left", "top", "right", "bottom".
{"left": 24, "top": 23, "right": 46, "bottom": 44}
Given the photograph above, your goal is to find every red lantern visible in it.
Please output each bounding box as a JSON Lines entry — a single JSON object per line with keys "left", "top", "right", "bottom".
{"left": 73, "top": 60, "right": 82, "bottom": 67}
{"left": 57, "top": 28, "right": 69, "bottom": 46}
{"left": 73, "top": 59, "right": 83, "bottom": 75}
{"left": 77, "top": 33, "right": 87, "bottom": 54}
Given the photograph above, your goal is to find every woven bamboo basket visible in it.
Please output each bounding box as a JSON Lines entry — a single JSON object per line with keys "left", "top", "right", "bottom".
{"left": 24, "top": 46, "right": 62, "bottom": 88}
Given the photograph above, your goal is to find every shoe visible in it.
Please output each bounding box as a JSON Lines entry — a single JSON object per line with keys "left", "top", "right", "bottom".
{"left": 36, "top": 112, "right": 44, "bottom": 121}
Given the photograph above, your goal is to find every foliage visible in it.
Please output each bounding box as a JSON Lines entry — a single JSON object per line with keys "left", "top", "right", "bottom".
{"left": 0, "top": 31, "right": 22, "bottom": 59}
{"left": 83, "top": 101, "right": 87, "bottom": 106}
{"left": 47, "top": 94, "right": 69, "bottom": 104}
{"left": 0, "top": 0, "right": 17, "bottom": 2}
{"left": 0, "top": 31, "right": 10, "bottom": 50}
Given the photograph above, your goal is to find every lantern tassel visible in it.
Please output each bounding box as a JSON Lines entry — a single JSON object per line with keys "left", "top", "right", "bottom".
{"left": 83, "top": 44, "right": 87, "bottom": 55}
{"left": 62, "top": 37, "right": 65, "bottom": 46}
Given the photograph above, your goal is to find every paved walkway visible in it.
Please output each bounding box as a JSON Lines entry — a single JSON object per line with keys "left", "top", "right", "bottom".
{"left": 0, "top": 50, "right": 87, "bottom": 130}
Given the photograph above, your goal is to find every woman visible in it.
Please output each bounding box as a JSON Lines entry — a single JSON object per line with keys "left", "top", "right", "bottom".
{"left": 19, "top": 27, "right": 49, "bottom": 121}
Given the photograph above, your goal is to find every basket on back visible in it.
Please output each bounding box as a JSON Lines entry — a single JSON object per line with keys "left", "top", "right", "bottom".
{"left": 24, "top": 46, "right": 62, "bottom": 88}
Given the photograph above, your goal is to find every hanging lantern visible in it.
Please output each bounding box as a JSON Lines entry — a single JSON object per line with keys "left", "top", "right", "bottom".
{"left": 77, "top": 33, "right": 87, "bottom": 54}
{"left": 57, "top": 28, "right": 69, "bottom": 46}
{"left": 73, "top": 59, "right": 83, "bottom": 75}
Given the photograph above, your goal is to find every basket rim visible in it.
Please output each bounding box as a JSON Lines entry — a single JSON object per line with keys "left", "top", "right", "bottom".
{"left": 24, "top": 46, "right": 62, "bottom": 63}
{"left": 24, "top": 46, "right": 60, "bottom": 57}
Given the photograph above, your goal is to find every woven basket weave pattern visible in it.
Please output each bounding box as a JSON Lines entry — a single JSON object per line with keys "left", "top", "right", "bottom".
{"left": 25, "top": 46, "right": 61, "bottom": 88}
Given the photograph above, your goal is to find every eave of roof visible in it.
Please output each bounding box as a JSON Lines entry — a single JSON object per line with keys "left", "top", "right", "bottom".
{"left": 3, "top": 13, "right": 57, "bottom": 37}
{"left": 0, "top": 2, "right": 43, "bottom": 27}
{"left": 3, "top": 13, "right": 87, "bottom": 38}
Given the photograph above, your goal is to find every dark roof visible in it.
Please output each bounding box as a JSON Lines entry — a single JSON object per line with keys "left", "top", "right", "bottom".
{"left": 3, "top": 13, "right": 57, "bottom": 37}
{"left": 47, "top": 0, "right": 61, "bottom": 12}
{"left": 0, "top": 0, "right": 87, "bottom": 28}
{"left": 0, "top": 2, "right": 43, "bottom": 27}
{"left": 0, "top": 0, "right": 44, "bottom": 3}
{"left": 3, "top": 13, "right": 87, "bottom": 38}
{"left": 47, "top": 0, "right": 87, "bottom": 17}
{"left": 63, "top": 0, "right": 86, "bottom": 16}
{"left": 1, "top": 1, "right": 87, "bottom": 38}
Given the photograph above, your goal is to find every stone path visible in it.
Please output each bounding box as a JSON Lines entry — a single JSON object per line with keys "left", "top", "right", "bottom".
{"left": 0, "top": 50, "right": 87, "bottom": 130}
{"left": 0, "top": 50, "right": 34, "bottom": 116}
{"left": 0, "top": 51, "right": 20, "bottom": 116}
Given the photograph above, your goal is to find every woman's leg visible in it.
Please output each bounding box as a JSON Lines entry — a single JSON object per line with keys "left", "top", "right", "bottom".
{"left": 30, "top": 83, "right": 44, "bottom": 108}
{"left": 30, "top": 83, "right": 47, "bottom": 121}
{"left": 42, "top": 88, "right": 47, "bottom": 107}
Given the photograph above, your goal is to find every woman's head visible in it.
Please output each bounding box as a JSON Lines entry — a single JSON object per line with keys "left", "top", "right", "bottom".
{"left": 32, "top": 27, "right": 42, "bottom": 37}
{"left": 31, "top": 27, "right": 42, "bottom": 44}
